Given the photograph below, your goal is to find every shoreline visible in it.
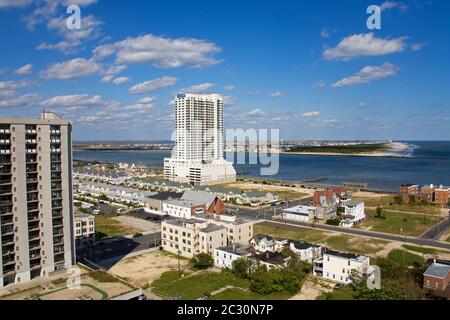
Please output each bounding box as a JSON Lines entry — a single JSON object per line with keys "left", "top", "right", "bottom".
{"left": 281, "top": 142, "right": 414, "bottom": 158}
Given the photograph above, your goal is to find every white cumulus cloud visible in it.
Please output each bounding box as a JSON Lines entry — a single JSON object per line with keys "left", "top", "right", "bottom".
{"left": 129, "top": 76, "right": 177, "bottom": 94}
{"left": 332, "top": 62, "right": 399, "bottom": 88}
{"left": 40, "top": 58, "right": 101, "bottom": 80}
{"left": 93, "top": 34, "right": 221, "bottom": 68}
{"left": 323, "top": 33, "right": 407, "bottom": 61}
{"left": 15, "top": 63, "right": 33, "bottom": 75}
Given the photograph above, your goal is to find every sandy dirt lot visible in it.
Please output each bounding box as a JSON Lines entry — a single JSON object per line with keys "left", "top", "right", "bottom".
{"left": 109, "top": 251, "right": 189, "bottom": 288}
{"left": 225, "top": 181, "right": 315, "bottom": 197}
{"left": 289, "top": 276, "right": 334, "bottom": 300}
{"left": 112, "top": 215, "right": 160, "bottom": 232}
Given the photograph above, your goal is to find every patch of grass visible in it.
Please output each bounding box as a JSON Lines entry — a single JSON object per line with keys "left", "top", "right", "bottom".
{"left": 88, "top": 271, "right": 121, "bottom": 283}
{"left": 353, "top": 196, "right": 440, "bottom": 215}
{"left": 254, "top": 224, "right": 326, "bottom": 243}
{"left": 210, "top": 288, "right": 293, "bottom": 300}
{"left": 387, "top": 250, "right": 424, "bottom": 267}
{"left": 317, "top": 285, "right": 355, "bottom": 300}
{"left": 402, "top": 245, "right": 440, "bottom": 255}
{"left": 151, "top": 270, "right": 250, "bottom": 300}
{"left": 356, "top": 209, "right": 441, "bottom": 237}
{"left": 94, "top": 215, "right": 140, "bottom": 240}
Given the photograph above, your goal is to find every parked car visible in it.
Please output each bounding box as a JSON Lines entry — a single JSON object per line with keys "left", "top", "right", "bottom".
{"left": 133, "top": 233, "right": 144, "bottom": 239}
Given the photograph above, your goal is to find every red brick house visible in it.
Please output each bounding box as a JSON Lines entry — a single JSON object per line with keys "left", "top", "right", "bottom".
{"left": 423, "top": 260, "right": 450, "bottom": 299}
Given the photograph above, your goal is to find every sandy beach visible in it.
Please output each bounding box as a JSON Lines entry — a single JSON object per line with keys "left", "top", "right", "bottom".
{"left": 281, "top": 142, "right": 412, "bottom": 158}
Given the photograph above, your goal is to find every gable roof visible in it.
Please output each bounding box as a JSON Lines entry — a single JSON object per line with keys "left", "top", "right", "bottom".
{"left": 181, "top": 190, "right": 217, "bottom": 207}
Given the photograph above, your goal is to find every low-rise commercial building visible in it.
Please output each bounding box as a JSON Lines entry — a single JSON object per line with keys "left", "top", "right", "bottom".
{"left": 144, "top": 192, "right": 182, "bottom": 213}
{"left": 163, "top": 199, "right": 206, "bottom": 219}
{"left": 282, "top": 205, "right": 316, "bottom": 222}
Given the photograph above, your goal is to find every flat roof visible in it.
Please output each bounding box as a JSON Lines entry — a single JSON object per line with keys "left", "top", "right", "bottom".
{"left": 424, "top": 263, "right": 450, "bottom": 279}
{"left": 288, "top": 240, "right": 320, "bottom": 250}
{"left": 147, "top": 192, "right": 183, "bottom": 201}
{"left": 200, "top": 224, "right": 226, "bottom": 233}
{"left": 216, "top": 244, "right": 252, "bottom": 256}
{"left": 165, "top": 198, "right": 204, "bottom": 208}
{"left": 324, "top": 249, "right": 360, "bottom": 260}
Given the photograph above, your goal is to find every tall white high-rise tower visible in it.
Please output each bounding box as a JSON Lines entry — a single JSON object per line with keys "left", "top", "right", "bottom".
{"left": 164, "top": 93, "right": 236, "bottom": 185}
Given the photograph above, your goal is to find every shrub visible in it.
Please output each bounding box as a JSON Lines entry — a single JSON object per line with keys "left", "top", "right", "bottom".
{"left": 191, "top": 253, "right": 214, "bottom": 270}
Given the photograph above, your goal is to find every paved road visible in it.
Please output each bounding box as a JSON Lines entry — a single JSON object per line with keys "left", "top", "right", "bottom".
{"left": 421, "top": 217, "right": 450, "bottom": 240}
{"left": 77, "top": 232, "right": 161, "bottom": 265}
{"left": 225, "top": 196, "right": 313, "bottom": 220}
{"left": 260, "top": 220, "right": 450, "bottom": 251}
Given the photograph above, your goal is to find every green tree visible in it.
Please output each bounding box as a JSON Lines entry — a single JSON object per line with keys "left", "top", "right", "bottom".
{"left": 191, "top": 253, "right": 214, "bottom": 270}
{"left": 232, "top": 258, "right": 252, "bottom": 278}
{"left": 376, "top": 206, "right": 383, "bottom": 218}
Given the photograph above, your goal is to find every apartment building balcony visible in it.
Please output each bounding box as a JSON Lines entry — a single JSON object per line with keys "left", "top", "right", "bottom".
{"left": 26, "top": 178, "right": 38, "bottom": 184}
{"left": 0, "top": 129, "right": 11, "bottom": 134}
{"left": 51, "top": 130, "right": 61, "bottom": 134}
{"left": 0, "top": 139, "right": 11, "bottom": 145}
{"left": 1, "top": 216, "right": 13, "bottom": 225}
{"left": 28, "top": 230, "right": 40, "bottom": 241}
{"left": 0, "top": 149, "right": 11, "bottom": 155}
{"left": 25, "top": 139, "right": 37, "bottom": 144}
{"left": 53, "top": 245, "right": 64, "bottom": 254}
{"left": 2, "top": 265, "right": 15, "bottom": 274}
{"left": 1, "top": 225, "right": 14, "bottom": 235}
{"left": 30, "top": 261, "right": 41, "bottom": 269}
{"left": 0, "top": 199, "right": 13, "bottom": 206}
{"left": 26, "top": 129, "right": 37, "bottom": 134}
{"left": 28, "top": 224, "right": 40, "bottom": 232}
{"left": 1, "top": 235, "right": 14, "bottom": 246}
{"left": 53, "top": 237, "right": 64, "bottom": 245}
{"left": 51, "top": 148, "right": 61, "bottom": 154}
{"left": 53, "top": 228, "right": 64, "bottom": 236}
{"left": 52, "top": 218, "right": 64, "bottom": 228}
{"left": 28, "top": 213, "right": 39, "bottom": 222}
{"left": 26, "top": 149, "right": 37, "bottom": 154}
{"left": 54, "top": 252, "right": 65, "bottom": 263}
{"left": 51, "top": 139, "right": 61, "bottom": 144}
{"left": 29, "top": 250, "right": 41, "bottom": 260}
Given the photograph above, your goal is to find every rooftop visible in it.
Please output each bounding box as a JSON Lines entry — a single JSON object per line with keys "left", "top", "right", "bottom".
{"left": 252, "top": 252, "right": 289, "bottom": 265}
{"left": 146, "top": 192, "right": 183, "bottom": 201}
{"left": 288, "top": 240, "right": 320, "bottom": 250}
{"left": 344, "top": 200, "right": 364, "bottom": 207}
{"left": 216, "top": 244, "right": 253, "bottom": 256}
{"left": 200, "top": 224, "right": 226, "bottom": 233}
{"left": 424, "top": 263, "right": 450, "bottom": 279}
{"left": 323, "top": 249, "right": 361, "bottom": 260}
{"left": 164, "top": 198, "right": 204, "bottom": 208}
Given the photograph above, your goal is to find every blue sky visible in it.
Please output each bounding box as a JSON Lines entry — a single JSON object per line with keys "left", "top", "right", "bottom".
{"left": 0, "top": 0, "right": 449, "bottom": 141}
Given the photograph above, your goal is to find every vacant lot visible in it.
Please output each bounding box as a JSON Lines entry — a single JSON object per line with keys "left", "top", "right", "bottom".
{"left": 95, "top": 215, "right": 143, "bottom": 240}
{"left": 353, "top": 195, "right": 441, "bottom": 215}
{"left": 0, "top": 267, "right": 135, "bottom": 300}
{"left": 356, "top": 209, "right": 441, "bottom": 237}
{"left": 109, "top": 250, "right": 189, "bottom": 289}
{"left": 151, "top": 270, "right": 250, "bottom": 300}
{"left": 254, "top": 223, "right": 388, "bottom": 256}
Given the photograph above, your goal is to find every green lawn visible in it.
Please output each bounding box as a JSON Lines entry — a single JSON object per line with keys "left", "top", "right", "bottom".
{"left": 353, "top": 196, "right": 441, "bottom": 215}
{"left": 402, "top": 245, "right": 442, "bottom": 255}
{"left": 210, "top": 288, "right": 293, "bottom": 300}
{"left": 255, "top": 223, "right": 387, "bottom": 255}
{"left": 151, "top": 271, "right": 250, "bottom": 300}
{"left": 317, "top": 286, "right": 355, "bottom": 300}
{"left": 254, "top": 224, "right": 327, "bottom": 243}
{"left": 94, "top": 215, "right": 141, "bottom": 240}
{"left": 387, "top": 250, "right": 425, "bottom": 267}
{"left": 356, "top": 209, "right": 441, "bottom": 237}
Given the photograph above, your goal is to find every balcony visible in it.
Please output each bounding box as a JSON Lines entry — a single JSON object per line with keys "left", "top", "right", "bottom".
{"left": 2, "top": 265, "right": 15, "bottom": 274}
{"left": 51, "top": 149, "right": 61, "bottom": 154}
{"left": 0, "top": 129, "right": 11, "bottom": 134}
{"left": 26, "top": 149, "right": 37, "bottom": 154}
{"left": 51, "top": 130, "right": 61, "bottom": 134}
{"left": 51, "top": 139, "right": 61, "bottom": 144}
{"left": 0, "top": 150, "right": 11, "bottom": 155}
{"left": 25, "top": 139, "right": 37, "bottom": 144}
{"left": 0, "top": 139, "right": 11, "bottom": 144}
{"left": 28, "top": 231, "right": 40, "bottom": 241}
{"left": 26, "top": 129, "right": 37, "bottom": 134}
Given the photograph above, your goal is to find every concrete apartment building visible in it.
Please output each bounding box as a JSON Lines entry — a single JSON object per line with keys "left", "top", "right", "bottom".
{"left": 0, "top": 112, "right": 75, "bottom": 288}
{"left": 161, "top": 218, "right": 227, "bottom": 258}
{"left": 74, "top": 213, "right": 95, "bottom": 248}
{"left": 164, "top": 93, "right": 236, "bottom": 186}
